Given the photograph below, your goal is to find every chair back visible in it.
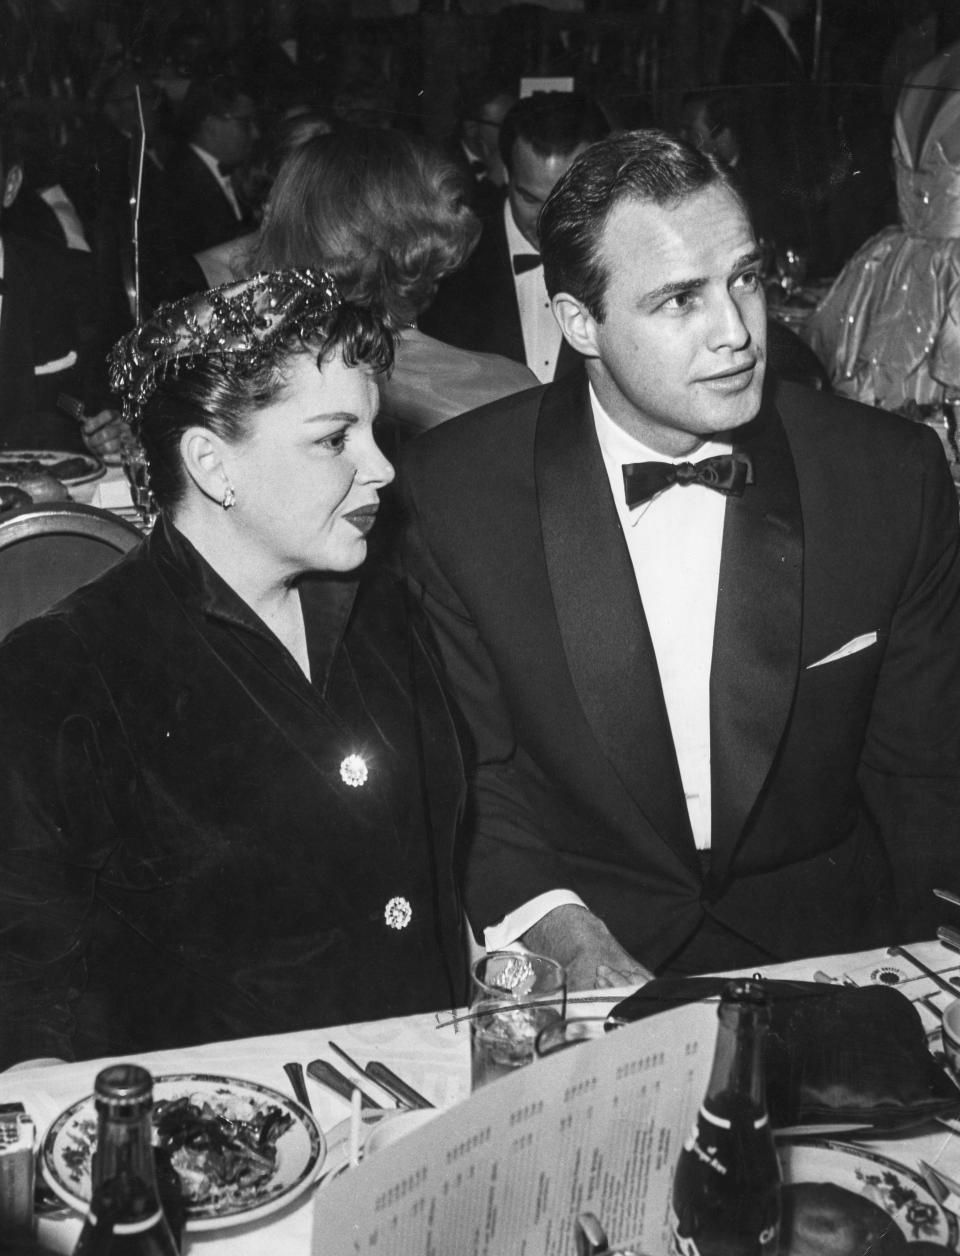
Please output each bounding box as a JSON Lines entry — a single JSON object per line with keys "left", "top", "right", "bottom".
{"left": 0, "top": 502, "right": 142, "bottom": 641}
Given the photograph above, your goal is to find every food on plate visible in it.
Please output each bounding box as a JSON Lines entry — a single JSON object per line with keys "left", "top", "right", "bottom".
{"left": 779, "top": 1182, "right": 907, "bottom": 1255}
{"left": 17, "top": 473, "right": 70, "bottom": 502}
{"left": 153, "top": 1094, "right": 294, "bottom": 1208}
{"left": 0, "top": 486, "right": 31, "bottom": 514}
{"left": 0, "top": 454, "right": 97, "bottom": 483}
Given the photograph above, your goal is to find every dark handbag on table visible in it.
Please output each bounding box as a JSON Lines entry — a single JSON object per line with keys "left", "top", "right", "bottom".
{"left": 611, "top": 977, "right": 960, "bottom": 1133}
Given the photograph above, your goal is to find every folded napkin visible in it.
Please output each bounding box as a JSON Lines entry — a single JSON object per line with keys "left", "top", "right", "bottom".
{"left": 612, "top": 977, "right": 960, "bottom": 1133}
{"left": 88, "top": 475, "right": 134, "bottom": 510}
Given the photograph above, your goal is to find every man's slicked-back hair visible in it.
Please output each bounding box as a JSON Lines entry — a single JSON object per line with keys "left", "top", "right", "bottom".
{"left": 498, "top": 91, "right": 611, "bottom": 176}
{"left": 540, "top": 128, "right": 742, "bottom": 323}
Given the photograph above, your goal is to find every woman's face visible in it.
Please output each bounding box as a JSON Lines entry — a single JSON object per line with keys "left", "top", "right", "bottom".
{"left": 222, "top": 350, "right": 394, "bottom": 577}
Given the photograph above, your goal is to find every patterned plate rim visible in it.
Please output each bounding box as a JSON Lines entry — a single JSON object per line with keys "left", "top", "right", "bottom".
{"left": 41, "top": 1071, "right": 326, "bottom": 1232}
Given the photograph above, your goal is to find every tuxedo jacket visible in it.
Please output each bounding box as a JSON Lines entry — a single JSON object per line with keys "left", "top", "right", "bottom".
{"left": 158, "top": 146, "right": 253, "bottom": 255}
{"left": 419, "top": 196, "right": 582, "bottom": 380}
{"left": 0, "top": 233, "right": 84, "bottom": 447}
{"left": 400, "top": 370, "right": 960, "bottom": 969}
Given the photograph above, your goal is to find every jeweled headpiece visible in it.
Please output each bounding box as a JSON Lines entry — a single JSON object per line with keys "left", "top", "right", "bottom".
{"left": 108, "top": 267, "right": 343, "bottom": 421}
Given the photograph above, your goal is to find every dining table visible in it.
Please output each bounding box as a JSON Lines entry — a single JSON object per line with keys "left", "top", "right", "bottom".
{"left": 7, "top": 937, "right": 960, "bottom": 1255}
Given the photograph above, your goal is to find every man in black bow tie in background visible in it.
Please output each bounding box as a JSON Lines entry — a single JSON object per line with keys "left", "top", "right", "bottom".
{"left": 141, "top": 73, "right": 258, "bottom": 306}
{"left": 420, "top": 91, "right": 610, "bottom": 384}
{"left": 401, "top": 129, "right": 960, "bottom": 989}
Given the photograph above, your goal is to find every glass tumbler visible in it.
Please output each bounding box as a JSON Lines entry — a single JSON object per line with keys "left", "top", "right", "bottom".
{"left": 469, "top": 950, "right": 566, "bottom": 1090}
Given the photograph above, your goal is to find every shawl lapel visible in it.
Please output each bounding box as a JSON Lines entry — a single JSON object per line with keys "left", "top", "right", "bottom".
{"left": 535, "top": 374, "right": 698, "bottom": 870}
{"left": 708, "top": 400, "right": 804, "bottom": 877}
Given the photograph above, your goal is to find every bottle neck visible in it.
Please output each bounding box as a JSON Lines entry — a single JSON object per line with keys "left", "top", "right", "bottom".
{"left": 703, "top": 991, "right": 769, "bottom": 1119}
{"left": 93, "top": 1104, "right": 158, "bottom": 1193}
{"left": 89, "top": 1097, "right": 166, "bottom": 1232}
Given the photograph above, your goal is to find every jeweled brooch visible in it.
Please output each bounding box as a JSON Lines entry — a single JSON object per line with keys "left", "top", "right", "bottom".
{"left": 339, "top": 753, "right": 368, "bottom": 787}
{"left": 384, "top": 897, "right": 412, "bottom": 929}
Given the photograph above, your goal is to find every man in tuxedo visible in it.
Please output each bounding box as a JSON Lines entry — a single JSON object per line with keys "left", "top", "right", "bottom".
{"left": 162, "top": 74, "right": 258, "bottom": 255}
{"left": 138, "top": 73, "right": 258, "bottom": 307}
{"left": 420, "top": 92, "right": 610, "bottom": 383}
{"left": 401, "top": 130, "right": 960, "bottom": 989}
{"left": 0, "top": 111, "right": 120, "bottom": 455}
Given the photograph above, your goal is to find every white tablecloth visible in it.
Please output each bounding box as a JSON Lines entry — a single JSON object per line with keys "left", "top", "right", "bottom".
{"left": 6, "top": 940, "right": 960, "bottom": 1254}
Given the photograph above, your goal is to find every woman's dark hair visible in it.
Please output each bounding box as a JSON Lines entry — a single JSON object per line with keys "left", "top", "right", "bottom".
{"left": 540, "top": 129, "right": 742, "bottom": 323}
{"left": 253, "top": 127, "right": 480, "bottom": 328}
{"left": 139, "top": 303, "right": 393, "bottom": 510}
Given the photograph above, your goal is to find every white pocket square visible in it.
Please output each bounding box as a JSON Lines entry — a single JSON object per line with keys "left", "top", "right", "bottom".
{"left": 806, "top": 632, "right": 878, "bottom": 670}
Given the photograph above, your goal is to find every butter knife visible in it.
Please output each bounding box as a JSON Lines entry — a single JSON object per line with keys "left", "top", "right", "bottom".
{"left": 939, "top": 925, "right": 960, "bottom": 956}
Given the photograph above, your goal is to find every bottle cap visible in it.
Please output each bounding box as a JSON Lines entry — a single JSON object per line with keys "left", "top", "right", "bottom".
{"left": 94, "top": 1064, "right": 153, "bottom": 1108}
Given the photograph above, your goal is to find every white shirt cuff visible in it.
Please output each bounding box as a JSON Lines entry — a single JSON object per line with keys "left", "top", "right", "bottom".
{"left": 483, "top": 890, "right": 587, "bottom": 952}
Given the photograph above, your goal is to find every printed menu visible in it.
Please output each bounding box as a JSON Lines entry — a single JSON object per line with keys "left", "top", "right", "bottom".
{"left": 312, "top": 999, "right": 718, "bottom": 1254}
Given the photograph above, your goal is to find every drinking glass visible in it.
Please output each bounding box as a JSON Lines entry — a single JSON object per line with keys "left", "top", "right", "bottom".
{"left": 120, "top": 431, "right": 158, "bottom": 529}
{"left": 469, "top": 950, "right": 566, "bottom": 1090}
{"left": 534, "top": 1015, "right": 629, "bottom": 1058}
{"left": 775, "top": 245, "right": 809, "bottom": 297}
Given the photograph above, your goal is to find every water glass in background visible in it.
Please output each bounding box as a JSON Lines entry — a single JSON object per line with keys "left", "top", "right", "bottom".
{"left": 120, "top": 432, "right": 158, "bottom": 529}
{"left": 470, "top": 951, "right": 566, "bottom": 1090}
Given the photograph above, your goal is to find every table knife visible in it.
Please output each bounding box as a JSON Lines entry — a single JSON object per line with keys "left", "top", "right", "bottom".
{"left": 366, "top": 1063, "right": 434, "bottom": 1110}
{"left": 939, "top": 925, "right": 960, "bottom": 956}
{"left": 328, "top": 1041, "right": 434, "bottom": 1110}
{"left": 306, "top": 1060, "right": 378, "bottom": 1110}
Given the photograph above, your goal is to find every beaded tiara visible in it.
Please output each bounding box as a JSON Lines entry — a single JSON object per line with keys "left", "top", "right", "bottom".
{"left": 108, "top": 267, "right": 343, "bottom": 420}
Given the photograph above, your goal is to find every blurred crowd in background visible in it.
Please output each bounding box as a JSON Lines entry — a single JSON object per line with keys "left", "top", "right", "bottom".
{"left": 3, "top": 0, "right": 960, "bottom": 443}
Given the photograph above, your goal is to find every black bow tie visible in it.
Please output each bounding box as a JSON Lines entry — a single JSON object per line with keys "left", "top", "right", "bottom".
{"left": 623, "top": 453, "right": 754, "bottom": 508}
{"left": 512, "top": 252, "right": 541, "bottom": 275}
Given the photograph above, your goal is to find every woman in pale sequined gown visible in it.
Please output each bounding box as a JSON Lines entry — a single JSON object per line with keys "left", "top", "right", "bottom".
{"left": 804, "top": 41, "right": 960, "bottom": 419}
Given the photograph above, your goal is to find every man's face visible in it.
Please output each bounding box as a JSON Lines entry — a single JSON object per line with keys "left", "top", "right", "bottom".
{"left": 507, "top": 137, "right": 591, "bottom": 250}
{"left": 202, "top": 93, "right": 257, "bottom": 168}
{"left": 580, "top": 184, "right": 766, "bottom": 456}
{"left": 464, "top": 92, "right": 515, "bottom": 184}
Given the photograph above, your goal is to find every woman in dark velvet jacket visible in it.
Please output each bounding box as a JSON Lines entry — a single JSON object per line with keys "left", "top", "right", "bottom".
{"left": 0, "top": 268, "right": 467, "bottom": 1068}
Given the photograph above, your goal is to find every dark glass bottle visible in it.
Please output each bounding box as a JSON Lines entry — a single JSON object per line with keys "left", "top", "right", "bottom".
{"left": 670, "top": 980, "right": 781, "bottom": 1256}
{"left": 72, "top": 1064, "right": 182, "bottom": 1256}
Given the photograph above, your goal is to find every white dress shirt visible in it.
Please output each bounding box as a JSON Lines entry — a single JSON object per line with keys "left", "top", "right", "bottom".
{"left": 483, "top": 387, "right": 730, "bottom": 952}
{"left": 190, "top": 144, "right": 242, "bottom": 221}
{"left": 504, "top": 200, "right": 562, "bottom": 384}
{"left": 593, "top": 388, "right": 729, "bottom": 851}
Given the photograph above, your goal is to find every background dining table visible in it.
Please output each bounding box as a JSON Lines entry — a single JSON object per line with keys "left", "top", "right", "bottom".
{"left": 6, "top": 938, "right": 960, "bottom": 1254}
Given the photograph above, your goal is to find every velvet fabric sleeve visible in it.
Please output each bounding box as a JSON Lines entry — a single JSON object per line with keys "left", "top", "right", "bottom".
{"left": 0, "top": 526, "right": 468, "bottom": 1067}
{"left": 0, "top": 616, "right": 133, "bottom": 1065}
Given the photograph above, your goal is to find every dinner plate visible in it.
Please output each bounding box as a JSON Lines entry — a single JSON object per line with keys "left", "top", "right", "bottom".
{"left": 779, "top": 1138, "right": 959, "bottom": 1249}
{"left": 0, "top": 448, "right": 105, "bottom": 487}
{"left": 41, "top": 1073, "right": 326, "bottom": 1232}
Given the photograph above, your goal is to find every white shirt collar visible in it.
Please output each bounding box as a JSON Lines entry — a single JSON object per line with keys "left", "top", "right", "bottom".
{"left": 503, "top": 196, "right": 537, "bottom": 262}
{"left": 190, "top": 144, "right": 242, "bottom": 219}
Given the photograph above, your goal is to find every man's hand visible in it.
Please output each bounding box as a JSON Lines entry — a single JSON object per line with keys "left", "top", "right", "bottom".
{"left": 80, "top": 409, "right": 125, "bottom": 462}
{"left": 521, "top": 904, "right": 653, "bottom": 993}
